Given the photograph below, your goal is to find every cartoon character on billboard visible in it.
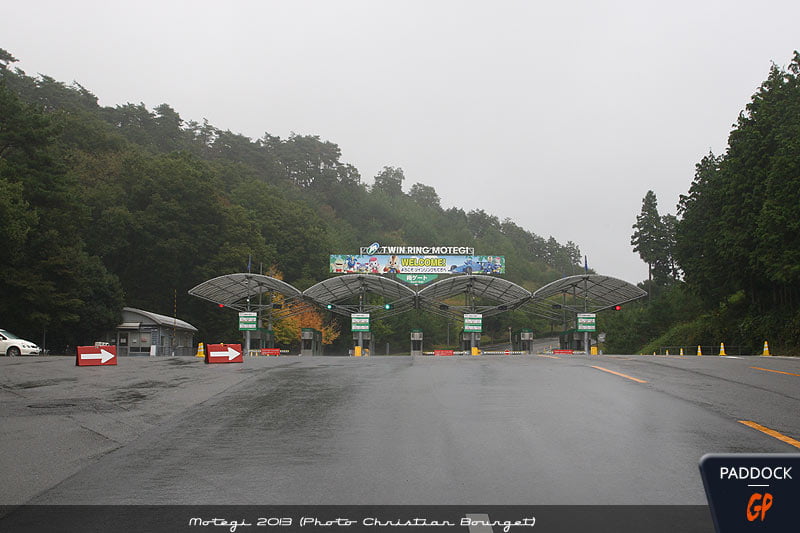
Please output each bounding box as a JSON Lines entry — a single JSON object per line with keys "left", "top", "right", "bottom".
{"left": 481, "top": 256, "right": 495, "bottom": 274}
{"left": 345, "top": 255, "right": 358, "bottom": 273}
{"left": 368, "top": 257, "right": 381, "bottom": 273}
{"left": 384, "top": 255, "right": 401, "bottom": 274}
{"left": 493, "top": 256, "right": 503, "bottom": 273}
{"left": 332, "top": 257, "right": 345, "bottom": 272}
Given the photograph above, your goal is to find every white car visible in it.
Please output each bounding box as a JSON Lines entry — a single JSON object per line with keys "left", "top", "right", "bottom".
{"left": 0, "top": 329, "right": 41, "bottom": 356}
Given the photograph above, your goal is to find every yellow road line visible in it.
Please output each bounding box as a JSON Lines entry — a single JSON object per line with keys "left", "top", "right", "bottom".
{"left": 738, "top": 420, "right": 800, "bottom": 450}
{"left": 537, "top": 354, "right": 561, "bottom": 360}
{"left": 591, "top": 366, "right": 648, "bottom": 384}
{"left": 751, "top": 366, "right": 800, "bottom": 377}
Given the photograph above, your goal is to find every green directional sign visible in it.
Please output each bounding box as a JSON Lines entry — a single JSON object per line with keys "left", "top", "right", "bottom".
{"left": 464, "top": 313, "right": 483, "bottom": 333}
{"left": 577, "top": 313, "right": 596, "bottom": 332}
{"left": 397, "top": 273, "right": 439, "bottom": 285}
{"left": 239, "top": 312, "right": 258, "bottom": 331}
{"left": 351, "top": 313, "right": 370, "bottom": 332}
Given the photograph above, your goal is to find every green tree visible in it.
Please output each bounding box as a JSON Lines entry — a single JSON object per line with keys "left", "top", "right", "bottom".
{"left": 631, "top": 190, "right": 663, "bottom": 283}
{"left": 0, "top": 82, "right": 122, "bottom": 347}
{"left": 673, "top": 52, "right": 800, "bottom": 352}
{"left": 0, "top": 178, "right": 35, "bottom": 254}
{"left": 0, "top": 48, "right": 17, "bottom": 69}
{"left": 408, "top": 182, "right": 441, "bottom": 210}
{"left": 372, "top": 166, "right": 405, "bottom": 196}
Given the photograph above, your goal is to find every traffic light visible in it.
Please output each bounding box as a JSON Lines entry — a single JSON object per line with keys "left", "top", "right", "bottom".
{"left": 326, "top": 303, "right": 335, "bottom": 310}
{"left": 384, "top": 303, "right": 392, "bottom": 310}
{"left": 612, "top": 304, "right": 622, "bottom": 311}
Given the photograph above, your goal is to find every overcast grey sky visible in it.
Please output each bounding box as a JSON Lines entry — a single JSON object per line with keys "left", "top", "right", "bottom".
{"left": 3, "top": 1, "right": 799, "bottom": 283}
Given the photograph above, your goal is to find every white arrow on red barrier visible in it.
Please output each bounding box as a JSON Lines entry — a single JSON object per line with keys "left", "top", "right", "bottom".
{"left": 208, "top": 346, "right": 241, "bottom": 361}
{"left": 81, "top": 348, "right": 116, "bottom": 363}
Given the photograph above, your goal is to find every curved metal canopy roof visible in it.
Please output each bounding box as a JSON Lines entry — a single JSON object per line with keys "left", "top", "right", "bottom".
{"left": 188, "top": 272, "right": 645, "bottom": 321}
{"left": 121, "top": 307, "right": 198, "bottom": 332}
{"left": 303, "top": 274, "right": 417, "bottom": 317}
{"left": 188, "top": 273, "right": 302, "bottom": 312}
{"left": 533, "top": 274, "right": 647, "bottom": 312}
{"left": 418, "top": 275, "right": 532, "bottom": 318}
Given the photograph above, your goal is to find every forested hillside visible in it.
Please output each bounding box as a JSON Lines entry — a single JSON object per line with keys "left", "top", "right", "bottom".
{"left": 603, "top": 51, "right": 800, "bottom": 356}
{"left": 0, "top": 48, "right": 585, "bottom": 353}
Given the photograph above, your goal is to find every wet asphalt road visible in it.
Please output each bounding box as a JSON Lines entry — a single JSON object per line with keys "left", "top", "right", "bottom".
{"left": 1, "top": 353, "right": 799, "bottom": 506}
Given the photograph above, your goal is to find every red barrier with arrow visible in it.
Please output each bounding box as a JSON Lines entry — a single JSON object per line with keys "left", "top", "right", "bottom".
{"left": 205, "top": 343, "right": 243, "bottom": 364}
{"left": 76, "top": 345, "right": 117, "bottom": 366}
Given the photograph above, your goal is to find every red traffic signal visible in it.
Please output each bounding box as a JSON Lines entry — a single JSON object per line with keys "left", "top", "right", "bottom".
{"left": 612, "top": 305, "right": 622, "bottom": 311}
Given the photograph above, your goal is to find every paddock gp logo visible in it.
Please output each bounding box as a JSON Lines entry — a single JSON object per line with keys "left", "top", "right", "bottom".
{"left": 700, "top": 454, "right": 800, "bottom": 532}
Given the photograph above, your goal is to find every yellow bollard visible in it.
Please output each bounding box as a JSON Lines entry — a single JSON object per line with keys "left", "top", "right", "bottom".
{"left": 666, "top": 349, "right": 670, "bottom": 356}
{"left": 354, "top": 346, "right": 362, "bottom": 357}
{"left": 719, "top": 343, "right": 726, "bottom": 356}
{"left": 679, "top": 348, "right": 684, "bottom": 356}
{"left": 697, "top": 345, "right": 702, "bottom": 356}
{"left": 195, "top": 342, "right": 205, "bottom": 358}
{"left": 762, "top": 341, "right": 770, "bottom": 356}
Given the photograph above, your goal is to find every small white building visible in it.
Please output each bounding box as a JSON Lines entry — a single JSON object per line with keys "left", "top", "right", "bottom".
{"left": 114, "top": 307, "right": 198, "bottom": 356}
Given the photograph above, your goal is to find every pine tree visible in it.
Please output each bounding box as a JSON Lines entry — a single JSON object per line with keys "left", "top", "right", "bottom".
{"left": 631, "top": 190, "right": 663, "bottom": 282}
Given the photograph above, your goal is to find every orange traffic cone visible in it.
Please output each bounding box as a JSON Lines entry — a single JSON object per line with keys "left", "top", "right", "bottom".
{"left": 762, "top": 341, "right": 770, "bottom": 356}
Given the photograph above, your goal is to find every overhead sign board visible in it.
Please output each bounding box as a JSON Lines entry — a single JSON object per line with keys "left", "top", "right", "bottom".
{"left": 577, "top": 313, "right": 596, "bottom": 332}
{"left": 397, "top": 273, "right": 439, "bottom": 285}
{"left": 76, "top": 345, "right": 117, "bottom": 366}
{"left": 464, "top": 313, "right": 483, "bottom": 333}
{"left": 330, "top": 254, "right": 504, "bottom": 275}
{"left": 238, "top": 312, "right": 258, "bottom": 331}
{"left": 205, "top": 343, "right": 243, "bottom": 364}
{"left": 360, "top": 244, "right": 474, "bottom": 256}
{"left": 351, "top": 313, "right": 370, "bottom": 332}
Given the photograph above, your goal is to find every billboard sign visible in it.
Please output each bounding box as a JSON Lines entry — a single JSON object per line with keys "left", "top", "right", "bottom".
{"left": 330, "top": 253, "right": 505, "bottom": 275}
